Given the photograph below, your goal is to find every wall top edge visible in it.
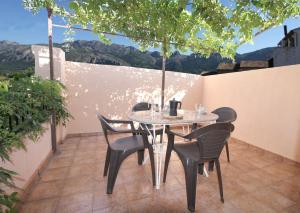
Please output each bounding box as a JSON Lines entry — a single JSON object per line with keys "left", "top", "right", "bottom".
{"left": 31, "top": 45, "right": 65, "bottom": 59}
{"left": 65, "top": 60, "right": 203, "bottom": 79}
{"left": 203, "top": 64, "right": 300, "bottom": 78}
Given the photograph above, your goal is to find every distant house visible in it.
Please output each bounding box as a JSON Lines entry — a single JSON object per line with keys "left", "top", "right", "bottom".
{"left": 239, "top": 60, "right": 270, "bottom": 71}
{"left": 202, "top": 25, "right": 300, "bottom": 76}
{"left": 201, "top": 60, "right": 270, "bottom": 76}
{"left": 272, "top": 26, "right": 300, "bottom": 67}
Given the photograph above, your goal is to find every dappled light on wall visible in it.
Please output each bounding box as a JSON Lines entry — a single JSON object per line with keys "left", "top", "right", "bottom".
{"left": 64, "top": 61, "right": 202, "bottom": 134}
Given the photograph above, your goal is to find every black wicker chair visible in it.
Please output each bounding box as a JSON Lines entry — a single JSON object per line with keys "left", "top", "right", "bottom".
{"left": 163, "top": 123, "right": 233, "bottom": 212}
{"left": 97, "top": 113, "right": 156, "bottom": 194}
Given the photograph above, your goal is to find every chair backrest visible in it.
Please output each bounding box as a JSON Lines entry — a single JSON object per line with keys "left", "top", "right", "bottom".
{"left": 212, "top": 107, "right": 237, "bottom": 123}
{"left": 132, "top": 102, "right": 151, "bottom": 112}
{"left": 193, "top": 123, "right": 232, "bottom": 160}
{"left": 96, "top": 113, "right": 114, "bottom": 145}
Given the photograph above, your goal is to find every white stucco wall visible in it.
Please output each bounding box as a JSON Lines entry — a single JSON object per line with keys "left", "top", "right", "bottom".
{"left": 202, "top": 65, "right": 300, "bottom": 162}
{"left": 64, "top": 62, "right": 203, "bottom": 134}
{"left": 0, "top": 124, "right": 52, "bottom": 189}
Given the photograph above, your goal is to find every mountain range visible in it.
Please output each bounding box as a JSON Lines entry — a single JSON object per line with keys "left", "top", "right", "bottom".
{"left": 0, "top": 40, "right": 275, "bottom": 74}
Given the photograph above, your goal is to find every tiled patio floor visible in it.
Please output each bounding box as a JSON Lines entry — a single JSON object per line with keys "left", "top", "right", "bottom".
{"left": 20, "top": 134, "right": 300, "bottom": 213}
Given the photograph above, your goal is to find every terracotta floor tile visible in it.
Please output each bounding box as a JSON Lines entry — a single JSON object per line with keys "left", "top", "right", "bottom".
{"left": 53, "top": 149, "right": 76, "bottom": 159}
{"left": 128, "top": 197, "right": 167, "bottom": 213}
{"left": 235, "top": 173, "right": 265, "bottom": 193}
{"left": 93, "top": 205, "right": 129, "bottom": 213}
{"left": 274, "top": 163, "right": 300, "bottom": 176}
{"left": 219, "top": 163, "right": 243, "bottom": 178}
{"left": 284, "top": 203, "right": 300, "bottom": 213}
{"left": 230, "top": 159, "right": 259, "bottom": 173}
{"left": 284, "top": 174, "right": 300, "bottom": 188}
{"left": 48, "top": 157, "right": 73, "bottom": 169}
{"left": 92, "top": 190, "right": 115, "bottom": 210}
{"left": 68, "top": 163, "right": 96, "bottom": 178}
{"left": 20, "top": 198, "right": 58, "bottom": 213}
{"left": 230, "top": 194, "right": 276, "bottom": 213}
{"left": 73, "top": 154, "right": 97, "bottom": 165}
{"left": 262, "top": 152, "right": 284, "bottom": 163}
{"left": 271, "top": 180, "right": 300, "bottom": 202}
{"left": 27, "top": 181, "right": 64, "bottom": 201}
{"left": 61, "top": 176, "right": 95, "bottom": 196}
{"left": 58, "top": 143, "right": 78, "bottom": 151}
{"left": 19, "top": 135, "right": 300, "bottom": 213}
{"left": 41, "top": 167, "right": 69, "bottom": 182}
{"left": 80, "top": 136, "right": 98, "bottom": 143}
{"left": 56, "top": 192, "right": 93, "bottom": 213}
{"left": 250, "top": 187, "right": 296, "bottom": 210}
{"left": 245, "top": 156, "right": 277, "bottom": 169}
{"left": 264, "top": 164, "right": 296, "bottom": 180}
{"left": 245, "top": 168, "right": 282, "bottom": 186}
{"left": 63, "top": 137, "right": 80, "bottom": 143}
{"left": 74, "top": 149, "right": 97, "bottom": 157}
{"left": 218, "top": 177, "right": 247, "bottom": 200}
{"left": 94, "top": 186, "right": 128, "bottom": 207}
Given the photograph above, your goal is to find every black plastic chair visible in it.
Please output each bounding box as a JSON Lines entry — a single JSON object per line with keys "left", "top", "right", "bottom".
{"left": 132, "top": 102, "right": 164, "bottom": 143}
{"left": 163, "top": 123, "right": 233, "bottom": 212}
{"left": 212, "top": 107, "right": 237, "bottom": 163}
{"left": 97, "top": 113, "right": 156, "bottom": 194}
{"left": 132, "top": 102, "right": 152, "bottom": 112}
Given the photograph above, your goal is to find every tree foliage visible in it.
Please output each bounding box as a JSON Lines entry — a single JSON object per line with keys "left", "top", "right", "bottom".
{"left": 0, "top": 73, "right": 70, "bottom": 212}
{"left": 23, "top": 0, "right": 300, "bottom": 59}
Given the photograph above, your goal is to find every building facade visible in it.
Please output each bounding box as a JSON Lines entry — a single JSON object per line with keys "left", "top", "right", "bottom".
{"left": 273, "top": 27, "right": 300, "bottom": 67}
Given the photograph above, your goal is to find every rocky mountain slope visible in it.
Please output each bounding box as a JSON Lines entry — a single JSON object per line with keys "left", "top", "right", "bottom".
{"left": 0, "top": 40, "right": 275, "bottom": 74}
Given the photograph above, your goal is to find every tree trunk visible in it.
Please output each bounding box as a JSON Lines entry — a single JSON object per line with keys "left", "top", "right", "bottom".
{"left": 161, "top": 54, "right": 166, "bottom": 109}
{"left": 47, "top": 7, "right": 57, "bottom": 153}
{"left": 161, "top": 39, "right": 167, "bottom": 109}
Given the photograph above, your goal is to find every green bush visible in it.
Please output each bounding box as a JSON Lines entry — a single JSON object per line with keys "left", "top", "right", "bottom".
{"left": 0, "top": 74, "right": 70, "bottom": 212}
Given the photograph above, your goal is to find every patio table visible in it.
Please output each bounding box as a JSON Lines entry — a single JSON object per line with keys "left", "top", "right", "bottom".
{"left": 128, "top": 109, "right": 219, "bottom": 189}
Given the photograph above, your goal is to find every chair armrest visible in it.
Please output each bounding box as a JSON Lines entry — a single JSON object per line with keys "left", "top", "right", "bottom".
{"left": 106, "top": 119, "right": 134, "bottom": 125}
{"left": 110, "top": 128, "right": 146, "bottom": 135}
{"left": 166, "top": 129, "right": 189, "bottom": 139}
{"left": 106, "top": 118, "right": 135, "bottom": 131}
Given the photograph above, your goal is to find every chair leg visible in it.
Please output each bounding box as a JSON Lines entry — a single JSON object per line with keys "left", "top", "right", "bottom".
{"left": 208, "top": 160, "right": 214, "bottom": 171}
{"left": 198, "top": 163, "right": 204, "bottom": 175}
{"left": 103, "top": 147, "right": 111, "bottom": 177}
{"left": 148, "top": 145, "right": 156, "bottom": 186}
{"left": 179, "top": 156, "right": 198, "bottom": 212}
{"left": 107, "top": 151, "right": 122, "bottom": 194}
{"left": 225, "top": 142, "right": 230, "bottom": 162}
{"left": 163, "top": 134, "right": 174, "bottom": 183}
{"left": 215, "top": 159, "right": 224, "bottom": 203}
{"left": 137, "top": 149, "right": 144, "bottom": 165}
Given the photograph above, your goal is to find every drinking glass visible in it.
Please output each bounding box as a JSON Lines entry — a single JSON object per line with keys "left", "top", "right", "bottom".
{"left": 194, "top": 104, "right": 201, "bottom": 112}
{"left": 153, "top": 104, "right": 160, "bottom": 112}
{"left": 163, "top": 104, "right": 170, "bottom": 114}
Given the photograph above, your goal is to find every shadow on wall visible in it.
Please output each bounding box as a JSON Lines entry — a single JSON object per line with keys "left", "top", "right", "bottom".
{"left": 64, "top": 62, "right": 202, "bottom": 134}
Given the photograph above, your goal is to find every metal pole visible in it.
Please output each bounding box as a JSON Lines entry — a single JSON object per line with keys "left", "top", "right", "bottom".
{"left": 47, "top": 7, "right": 57, "bottom": 152}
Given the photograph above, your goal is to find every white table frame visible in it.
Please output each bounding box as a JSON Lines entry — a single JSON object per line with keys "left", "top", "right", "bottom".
{"left": 129, "top": 110, "right": 218, "bottom": 189}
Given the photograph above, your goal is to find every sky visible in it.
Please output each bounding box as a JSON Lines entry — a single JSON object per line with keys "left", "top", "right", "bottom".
{"left": 0, "top": 0, "right": 300, "bottom": 54}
